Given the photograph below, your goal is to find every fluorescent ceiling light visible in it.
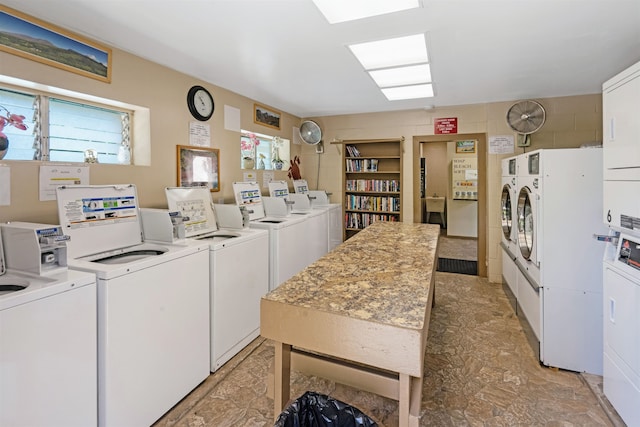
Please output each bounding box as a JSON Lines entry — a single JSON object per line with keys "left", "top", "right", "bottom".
{"left": 312, "top": 0, "right": 421, "bottom": 24}
{"left": 369, "top": 64, "right": 431, "bottom": 88}
{"left": 381, "top": 84, "right": 434, "bottom": 100}
{"left": 349, "top": 34, "right": 428, "bottom": 70}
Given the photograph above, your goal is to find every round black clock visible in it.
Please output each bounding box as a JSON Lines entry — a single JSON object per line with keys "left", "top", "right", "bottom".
{"left": 187, "top": 85, "right": 214, "bottom": 121}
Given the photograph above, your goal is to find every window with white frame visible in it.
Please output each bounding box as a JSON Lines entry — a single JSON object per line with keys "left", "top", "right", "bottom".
{"left": 0, "top": 87, "right": 131, "bottom": 164}
{"left": 240, "top": 130, "right": 290, "bottom": 170}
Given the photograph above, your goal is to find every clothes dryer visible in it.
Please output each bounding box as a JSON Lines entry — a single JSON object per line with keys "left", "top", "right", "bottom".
{"left": 500, "top": 156, "right": 518, "bottom": 302}
{"left": 0, "top": 225, "right": 97, "bottom": 427}
{"left": 56, "top": 184, "right": 210, "bottom": 427}
{"left": 163, "top": 187, "right": 269, "bottom": 372}
{"left": 514, "top": 148, "right": 607, "bottom": 374}
{"left": 233, "top": 182, "right": 307, "bottom": 291}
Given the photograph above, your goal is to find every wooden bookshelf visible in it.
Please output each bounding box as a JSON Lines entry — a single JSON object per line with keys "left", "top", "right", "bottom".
{"left": 331, "top": 138, "right": 404, "bottom": 240}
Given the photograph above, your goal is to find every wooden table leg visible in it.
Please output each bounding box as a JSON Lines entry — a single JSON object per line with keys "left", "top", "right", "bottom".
{"left": 399, "top": 373, "right": 410, "bottom": 427}
{"left": 399, "top": 373, "right": 422, "bottom": 427}
{"left": 273, "top": 342, "right": 291, "bottom": 421}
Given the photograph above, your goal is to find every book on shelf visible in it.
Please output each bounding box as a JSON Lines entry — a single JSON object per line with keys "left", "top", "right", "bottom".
{"left": 345, "top": 145, "right": 361, "bottom": 157}
{"left": 345, "top": 158, "right": 379, "bottom": 172}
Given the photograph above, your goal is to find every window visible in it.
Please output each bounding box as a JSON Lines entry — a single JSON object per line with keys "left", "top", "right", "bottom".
{"left": 240, "top": 130, "right": 290, "bottom": 170}
{"left": 0, "top": 87, "right": 131, "bottom": 164}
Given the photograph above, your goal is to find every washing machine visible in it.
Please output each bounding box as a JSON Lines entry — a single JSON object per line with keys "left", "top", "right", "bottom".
{"left": 233, "top": 181, "right": 308, "bottom": 291}
{"left": 55, "top": 184, "right": 210, "bottom": 427}
{"left": 514, "top": 148, "right": 606, "bottom": 374}
{"left": 292, "top": 179, "right": 343, "bottom": 252}
{"left": 162, "top": 187, "right": 269, "bottom": 372}
{"left": 0, "top": 224, "right": 97, "bottom": 427}
{"left": 270, "top": 180, "right": 328, "bottom": 266}
{"left": 500, "top": 156, "right": 518, "bottom": 302}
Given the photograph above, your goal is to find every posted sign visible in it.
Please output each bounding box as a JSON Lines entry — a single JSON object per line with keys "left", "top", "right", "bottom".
{"left": 435, "top": 117, "right": 458, "bottom": 134}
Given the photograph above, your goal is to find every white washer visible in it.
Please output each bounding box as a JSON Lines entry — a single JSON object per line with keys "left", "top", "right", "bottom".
{"left": 602, "top": 233, "right": 640, "bottom": 427}
{"left": 500, "top": 156, "right": 518, "bottom": 302}
{"left": 291, "top": 179, "right": 342, "bottom": 252}
{"left": 56, "top": 185, "right": 210, "bottom": 427}
{"left": 0, "top": 226, "right": 97, "bottom": 427}
{"left": 272, "top": 180, "right": 329, "bottom": 265}
{"left": 164, "top": 187, "right": 269, "bottom": 372}
{"left": 514, "top": 148, "right": 607, "bottom": 374}
{"left": 233, "top": 182, "right": 307, "bottom": 290}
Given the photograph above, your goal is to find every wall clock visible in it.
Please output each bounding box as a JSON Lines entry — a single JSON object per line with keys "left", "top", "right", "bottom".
{"left": 187, "top": 85, "right": 214, "bottom": 121}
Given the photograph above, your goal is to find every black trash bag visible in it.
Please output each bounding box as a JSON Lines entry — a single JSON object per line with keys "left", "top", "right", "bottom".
{"left": 274, "top": 391, "right": 378, "bottom": 427}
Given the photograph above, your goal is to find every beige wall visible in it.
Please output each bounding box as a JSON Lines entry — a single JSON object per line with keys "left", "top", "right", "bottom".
{"left": 0, "top": 47, "right": 301, "bottom": 224}
{"left": 304, "top": 94, "right": 602, "bottom": 283}
{"left": 0, "top": 31, "right": 602, "bottom": 284}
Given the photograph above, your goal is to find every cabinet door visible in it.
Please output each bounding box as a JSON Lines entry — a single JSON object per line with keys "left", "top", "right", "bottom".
{"left": 603, "top": 64, "right": 640, "bottom": 172}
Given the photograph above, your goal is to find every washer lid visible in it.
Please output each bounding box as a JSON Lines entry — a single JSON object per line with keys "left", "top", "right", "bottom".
{"left": 293, "top": 179, "right": 309, "bottom": 194}
{"left": 165, "top": 187, "right": 219, "bottom": 238}
{"left": 232, "top": 182, "right": 265, "bottom": 221}
{"left": 56, "top": 184, "right": 142, "bottom": 258}
{"left": 268, "top": 180, "right": 290, "bottom": 198}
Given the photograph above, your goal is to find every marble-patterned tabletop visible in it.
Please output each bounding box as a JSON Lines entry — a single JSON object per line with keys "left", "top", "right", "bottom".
{"left": 263, "top": 222, "right": 440, "bottom": 330}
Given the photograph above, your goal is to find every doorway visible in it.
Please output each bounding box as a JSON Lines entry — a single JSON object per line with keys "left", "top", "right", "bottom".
{"left": 412, "top": 134, "right": 487, "bottom": 278}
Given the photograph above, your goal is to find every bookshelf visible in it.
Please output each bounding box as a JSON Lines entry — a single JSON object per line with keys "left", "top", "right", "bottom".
{"left": 331, "top": 138, "right": 404, "bottom": 240}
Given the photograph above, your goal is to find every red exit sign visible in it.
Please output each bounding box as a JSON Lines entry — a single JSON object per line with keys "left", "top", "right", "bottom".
{"left": 435, "top": 117, "right": 458, "bottom": 134}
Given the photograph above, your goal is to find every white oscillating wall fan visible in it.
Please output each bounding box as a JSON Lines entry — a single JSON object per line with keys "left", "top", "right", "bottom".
{"left": 299, "top": 120, "right": 323, "bottom": 154}
{"left": 506, "top": 100, "right": 546, "bottom": 147}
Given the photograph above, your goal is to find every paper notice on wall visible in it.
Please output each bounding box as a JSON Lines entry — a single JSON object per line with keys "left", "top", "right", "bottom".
{"left": 489, "top": 135, "right": 515, "bottom": 154}
{"left": 189, "top": 121, "right": 211, "bottom": 147}
{"left": 262, "top": 171, "right": 274, "bottom": 188}
{"left": 39, "top": 164, "right": 90, "bottom": 201}
{"left": 224, "top": 105, "right": 241, "bottom": 132}
{"left": 0, "top": 165, "right": 9, "bottom": 206}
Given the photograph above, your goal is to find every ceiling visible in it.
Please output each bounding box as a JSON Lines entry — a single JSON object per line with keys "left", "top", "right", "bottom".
{"left": 3, "top": 0, "right": 640, "bottom": 118}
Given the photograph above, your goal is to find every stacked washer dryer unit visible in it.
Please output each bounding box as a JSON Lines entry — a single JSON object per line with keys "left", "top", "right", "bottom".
{"left": 500, "top": 155, "right": 518, "bottom": 305}
{"left": 514, "top": 148, "right": 607, "bottom": 374}
{"left": 162, "top": 187, "right": 270, "bottom": 372}
{"left": 600, "top": 60, "right": 640, "bottom": 426}
{"left": 0, "top": 223, "right": 97, "bottom": 427}
{"left": 55, "top": 184, "right": 210, "bottom": 427}
{"left": 233, "top": 181, "right": 308, "bottom": 291}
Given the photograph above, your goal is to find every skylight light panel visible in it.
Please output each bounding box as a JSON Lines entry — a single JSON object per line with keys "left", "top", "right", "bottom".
{"left": 312, "top": 0, "right": 421, "bottom": 24}
{"left": 349, "top": 34, "right": 428, "bottom": 70}
{"left": 381, "top": 84, "right": 434, "bottom": 100}
{"left": 368, "top": 64, "right": 431, "bottom": 88}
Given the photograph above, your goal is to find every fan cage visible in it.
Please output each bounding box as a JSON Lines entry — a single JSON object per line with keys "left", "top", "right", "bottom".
{"left": 506, "top": 100, "right": 546, "bottom": 135}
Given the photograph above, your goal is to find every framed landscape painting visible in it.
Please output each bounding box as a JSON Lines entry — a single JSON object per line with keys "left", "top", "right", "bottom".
{"left": 0, "top": 5, "right": 112, "bottom": 83}
{"left": 254, "top": 103, "right": 281, "bottom": 130}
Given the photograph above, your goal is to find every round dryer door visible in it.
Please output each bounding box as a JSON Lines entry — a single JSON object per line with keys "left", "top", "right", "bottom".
{"left": 501, "top": 184, "right": 513, "bottom": 240}
{"left": 517, "top": 187, "right": 535, "bottom": 260}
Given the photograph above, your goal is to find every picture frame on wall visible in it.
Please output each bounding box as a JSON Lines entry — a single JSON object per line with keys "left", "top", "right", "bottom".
{"left": 0, "top": 5, "right": 112, "bottom": 83}
{"left": 254, "top": 103, "right": 281, "bottom": 130}
{"left": 455, "top": 140, "right": 476, "bottom": 154}
{"left": 177, "top": 145, "right": 220, "bottom": 192}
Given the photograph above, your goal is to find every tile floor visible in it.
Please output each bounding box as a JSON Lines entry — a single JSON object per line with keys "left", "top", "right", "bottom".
{"left": 154, "top": 234, "right": 624, "bottom": 427}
